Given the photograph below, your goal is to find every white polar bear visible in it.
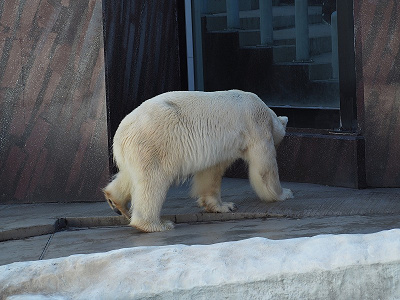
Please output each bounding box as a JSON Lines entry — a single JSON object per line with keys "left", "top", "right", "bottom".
{"left": 103, "top": 90, "right": 293, "bottom": 232}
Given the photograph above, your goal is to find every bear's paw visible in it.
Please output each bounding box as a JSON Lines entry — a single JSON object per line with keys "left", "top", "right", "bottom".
{"left": 278, "top": 188, "right": 294, "bottom": 201}
{"left": 198, "top": 197, "right": 238, "bottom": 213}
{"left": 131, "top": 219, "right": 175, "bottom": 232}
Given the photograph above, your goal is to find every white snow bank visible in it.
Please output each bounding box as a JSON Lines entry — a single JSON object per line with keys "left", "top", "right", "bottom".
{"left": 1, "top": 229, "right": 400, "bottom": 300}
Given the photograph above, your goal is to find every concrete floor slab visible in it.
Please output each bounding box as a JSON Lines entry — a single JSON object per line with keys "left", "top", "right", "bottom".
{"left": 0, "top": 234, "right": 50, "bottom": 266}
{"left": 40, "top": 215, "right": 400, "bottom": 261}
{"left": 0, "top": 202, "right": 117, "bottom": 241}
{"left": 2, "top": 177, "right": 400, "bottom": 265}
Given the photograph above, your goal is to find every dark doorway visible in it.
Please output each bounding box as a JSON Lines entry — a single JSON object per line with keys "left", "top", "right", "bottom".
{"left": 102, "top": 0, "right": 187, "bottom": 171}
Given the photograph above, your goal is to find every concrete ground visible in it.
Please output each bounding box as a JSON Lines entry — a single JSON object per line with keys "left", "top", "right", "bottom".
{"left": 1, "top": 178, "right": 400, "bottom": 266}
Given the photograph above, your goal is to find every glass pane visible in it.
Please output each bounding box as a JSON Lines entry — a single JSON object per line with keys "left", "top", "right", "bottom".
{"left": 192, "top": 0, "right": 339, "bottom": 109}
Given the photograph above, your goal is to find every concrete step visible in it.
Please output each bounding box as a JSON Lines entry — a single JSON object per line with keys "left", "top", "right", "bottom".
{"left": 205, "top": 6, "right": 323, "bottom": 31}
{"left": 238, "top": 23, "right": 332, "bottom": 56}
{"left": 259, "top": 81, "right": 340, "bottom": 108}
{"left": 273, "top": 61, "right": 338, "bottom": 83}
{"left": 205, "top": 0, "right": 259, "bottom": 14}
{"left": 249, "top": 45, "right": 334, "bottom": 72}
{"left": 238, "top": 42, "right": 335, "bottom": 79}
{"left": 267, "top": 62, "right": 340, "bottom": 107}
{"left": 272, "top": 45, "right": 296, "bottom": 63}
{"left": 241, "top": 45, "right": 295, "bottom": 63}
{"left": 274, "top": 61, "right": 333, "bottom": 81}
{"left": 309, "top": 52, "right": 336, "bottom": 80}
{"left": 202, "top": 24, "right": 337, "bottom": 98}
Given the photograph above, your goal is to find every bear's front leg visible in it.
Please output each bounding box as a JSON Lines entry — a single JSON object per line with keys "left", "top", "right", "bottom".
{"left": 247, "top": 141, "right": 294, "bottom": 202}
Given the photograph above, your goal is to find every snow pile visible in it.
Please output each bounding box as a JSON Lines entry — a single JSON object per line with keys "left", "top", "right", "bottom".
{"left": 1, "top": 229, "right": 400, "bottom": 299}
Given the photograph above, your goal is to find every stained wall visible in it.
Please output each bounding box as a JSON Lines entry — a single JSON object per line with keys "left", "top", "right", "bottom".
{"left": 355, "top": 0, "right": 400, "bottom": 187}
{"left": 0, "top": 0, "right": 109, "bottom": 202}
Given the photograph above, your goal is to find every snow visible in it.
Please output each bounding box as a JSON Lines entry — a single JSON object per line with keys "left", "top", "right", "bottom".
{"left": 1, "top": 229, "right": 400, "bottom": 299}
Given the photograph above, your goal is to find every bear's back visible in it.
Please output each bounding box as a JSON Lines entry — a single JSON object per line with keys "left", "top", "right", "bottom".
{"left": 145, "top": 90, "right": 265, "bottom": 123}
{"left": 119, "top": 90, "right": 274, "bottom": 139}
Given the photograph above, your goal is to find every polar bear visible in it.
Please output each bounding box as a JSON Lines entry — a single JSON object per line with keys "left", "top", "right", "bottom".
{"left": 103, "top": 90, "right": 293, "bottom": 232}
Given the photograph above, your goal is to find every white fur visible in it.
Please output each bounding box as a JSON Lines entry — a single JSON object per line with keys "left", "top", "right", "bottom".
{"left": 103, "top": 90, "right": 293, "bottom": 232}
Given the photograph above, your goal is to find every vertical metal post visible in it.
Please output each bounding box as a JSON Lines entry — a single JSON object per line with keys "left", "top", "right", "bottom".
{"left": 260, "top": 0, "right": 273, "bottom": 45}
{"left": 192, "top": 0, "right": 205, "bottom": 90}
{"left": 331, "top": 11, "right": 339, "bottom": 79}
{"left": 295, "top": 0, "right": 309, "bottom": 61}
{"left": 226, "top": 0, "right": 240, "bottom": 29}
{"left": 184, "top": 0, "right": 195, "bottom": 90}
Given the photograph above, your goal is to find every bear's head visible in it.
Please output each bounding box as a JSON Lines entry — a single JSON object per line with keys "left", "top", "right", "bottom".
{"left": 272, "top": 116, "right": 288, "bottom": 146}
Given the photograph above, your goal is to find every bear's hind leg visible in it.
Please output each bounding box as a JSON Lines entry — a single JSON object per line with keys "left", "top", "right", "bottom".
{"left": 130, "top": 175, "right": 174, "bottom": 232}
{"left": 103, "top": 172, "right": 132, "bottom": 219}
{"left": 191, "top": 162, "right": 237, "bottom": 213}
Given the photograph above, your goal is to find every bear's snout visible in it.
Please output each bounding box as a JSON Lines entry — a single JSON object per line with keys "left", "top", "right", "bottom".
{"left": 107, "top": 198, "right": 122, "bottom": 215}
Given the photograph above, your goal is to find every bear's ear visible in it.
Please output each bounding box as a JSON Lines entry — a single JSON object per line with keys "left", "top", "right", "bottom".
{"left": 278, "top": 116, "right": 288, "bottom": 127}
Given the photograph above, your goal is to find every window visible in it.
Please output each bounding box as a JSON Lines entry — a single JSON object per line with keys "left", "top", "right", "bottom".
{"left": 186, "top": 0, "right": 356, "bottom": 130}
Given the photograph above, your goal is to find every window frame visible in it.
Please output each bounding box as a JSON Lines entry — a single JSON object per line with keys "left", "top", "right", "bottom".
{"left": 337, "top": 0, "right": 357, "bottom": 132}
{"left": 184, "top": 0, "right": 357, "bottom": 132}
